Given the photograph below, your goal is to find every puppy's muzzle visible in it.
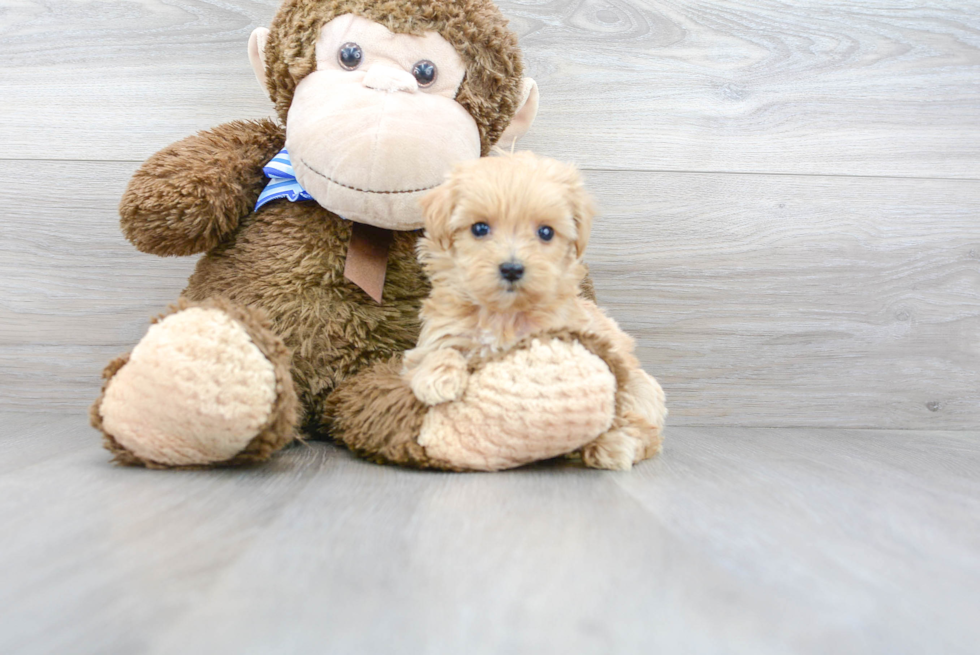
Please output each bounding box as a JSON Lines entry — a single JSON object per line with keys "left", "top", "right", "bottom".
{"left": 499, "top": 261, "right": 525, "bottom": 283}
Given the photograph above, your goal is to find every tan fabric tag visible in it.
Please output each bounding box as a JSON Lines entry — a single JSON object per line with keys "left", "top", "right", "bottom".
{"left": 344, "top": 222, "right": 394, "bottom": 304}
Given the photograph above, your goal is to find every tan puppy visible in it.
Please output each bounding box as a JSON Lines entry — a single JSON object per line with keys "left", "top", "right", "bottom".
{"left": 403, "top": 151, "right": 666, "bottom": 470}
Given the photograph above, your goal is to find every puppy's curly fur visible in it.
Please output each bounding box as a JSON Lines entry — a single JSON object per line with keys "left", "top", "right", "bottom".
{"left": 403, "top": 151, "right": 666, "bottom": 469}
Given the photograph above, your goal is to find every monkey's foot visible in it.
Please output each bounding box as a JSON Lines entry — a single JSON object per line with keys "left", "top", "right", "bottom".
{"left": 91, "top": 299, "right": 298, "bottom": 468}
{"left": 417, "top": 336, "right": 617, "bottom": 471}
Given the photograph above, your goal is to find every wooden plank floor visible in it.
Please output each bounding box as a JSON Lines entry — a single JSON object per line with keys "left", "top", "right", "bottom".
{"left": 1, "top": 413, "right": 978, "bottom": 654}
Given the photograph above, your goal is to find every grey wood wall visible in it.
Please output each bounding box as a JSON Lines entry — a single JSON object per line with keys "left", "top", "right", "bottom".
{"left": 1, "top": 0, "right": 978, "bottom": 429}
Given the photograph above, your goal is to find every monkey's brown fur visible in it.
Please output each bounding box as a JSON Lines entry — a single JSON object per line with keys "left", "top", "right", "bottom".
{"left": 119, "top": 119, "right": 285, "bottom": 257}
{"left": 91, "top": 0, "right": 555, "bottom": 468}
{"left": 183, "top": 186, "right": 431, "bottom": 438}
{"left": 103, "top": 114, "right": 432, "bottom": 453}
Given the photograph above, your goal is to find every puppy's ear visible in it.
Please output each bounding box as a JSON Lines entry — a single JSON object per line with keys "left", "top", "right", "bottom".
{"left": 563, "top": 167, "right": 597, "bottom": 258}
{"left": 419, "top": 180, "right": 457, "bottom": 251}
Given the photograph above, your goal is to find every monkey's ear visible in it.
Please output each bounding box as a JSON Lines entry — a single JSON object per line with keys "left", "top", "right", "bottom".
{"left": 248, "top": 27, "right": 271, "bottom": 98}
{"left": 419, "top": 182, "right": 457, "bottom": 252}
{"left": 496, "top": 78, "right": 539, "bottom": 148}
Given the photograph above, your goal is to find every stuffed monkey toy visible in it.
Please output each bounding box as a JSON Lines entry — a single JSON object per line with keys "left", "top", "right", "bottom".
{"left": 91, "top": 0, "right": 655, "bottom": 471}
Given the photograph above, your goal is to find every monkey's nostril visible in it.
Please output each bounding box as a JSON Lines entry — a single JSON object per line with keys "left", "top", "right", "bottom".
{"left": 499, "top": 261, "right": 525, "bottom": 283}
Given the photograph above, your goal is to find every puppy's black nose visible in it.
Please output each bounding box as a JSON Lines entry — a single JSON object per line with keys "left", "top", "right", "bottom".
{"left": 499, "top": 261, "right": 525, "bottom": 283}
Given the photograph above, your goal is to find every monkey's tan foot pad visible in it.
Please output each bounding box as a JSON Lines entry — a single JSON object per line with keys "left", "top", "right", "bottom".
{"left": 419, "top": 337, "right": 617, "bottom": 471}
{"left": 94, "top": 306, "right": 287, "bottom": 467}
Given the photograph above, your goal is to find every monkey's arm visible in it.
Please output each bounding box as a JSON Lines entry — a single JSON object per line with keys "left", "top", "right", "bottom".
{"left": 120, "top": 119, "right": 285, "bottom": 256}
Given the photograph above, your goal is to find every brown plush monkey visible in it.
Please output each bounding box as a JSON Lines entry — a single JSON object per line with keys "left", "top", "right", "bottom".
{"left": 91, "top": 0, "right": 631, "bottom": 470}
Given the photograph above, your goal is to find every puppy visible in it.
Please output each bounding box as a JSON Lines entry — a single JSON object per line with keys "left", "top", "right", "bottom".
{"left": 403, "top": 151, "right": 666, "bottom": 470}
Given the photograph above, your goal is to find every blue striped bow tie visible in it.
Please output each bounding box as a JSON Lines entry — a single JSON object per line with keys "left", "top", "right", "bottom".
{"left": 255, "top": 148, "right": 313, "bottom": 211}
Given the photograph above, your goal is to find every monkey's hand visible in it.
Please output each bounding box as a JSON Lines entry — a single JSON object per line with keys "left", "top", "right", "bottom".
{"left": 120, "top": 119, "right": 285, "bottom": 257}
{"left": 409, "top": 349, "right": 470, "bottom": 406}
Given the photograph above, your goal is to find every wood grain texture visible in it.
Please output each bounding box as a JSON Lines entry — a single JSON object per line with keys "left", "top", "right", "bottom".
{"left": 2, "top": 1, "right": 979, "bottom": 177}
{"left": 1, "top": 414, "right": 978, "bottom": 654}
{"left": 512, "top": 0, "right": 980, "bottom": 178}
{"left": 0, "top": 160, "right": 196, "bottom": 412}
{"left": 587, "top": 170, "right": 980, "bottom": 428}
{"left": 3, "top": 161, "right": 977, "bottom": 428}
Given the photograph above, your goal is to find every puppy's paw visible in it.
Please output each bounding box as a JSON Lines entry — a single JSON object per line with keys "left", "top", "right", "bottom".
{"left": 581, "top": 427, "right": 640, "bottom": 471}
{"left": 623, "top": 369, "right": 668, "bottom": 430}
{"left": 410, "top": 349, "right": 469, "bottom": 406}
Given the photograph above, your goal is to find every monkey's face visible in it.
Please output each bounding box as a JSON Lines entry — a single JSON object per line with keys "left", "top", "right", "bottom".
{"left": 278, "top": 14, "right": 482, "bottom": 230}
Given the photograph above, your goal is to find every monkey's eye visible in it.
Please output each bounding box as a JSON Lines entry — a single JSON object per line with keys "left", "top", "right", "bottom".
{"left": 412, "top": 60, "right": 437, "bottom": 87}
{"left": 471, "top": 222, "right": 490, "bottom": 238}
{"left": 537, "top": 226, "right": 555, "bottom": 241}
{"left": 338, "top": 43, "right": 363, "bottom": 70}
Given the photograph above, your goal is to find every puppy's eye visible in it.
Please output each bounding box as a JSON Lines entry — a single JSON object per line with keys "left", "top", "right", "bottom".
{"left": 537, "top": 225, "right": 555, "bottom": 241}
{"left": 338, "top": 43, "right": 363, "bottom": 70}
{"left": 412, "top": 60, "right": 437, "bottom": 87}
{"left": 471, "top": 222, "right": 490, "bottom": 238}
